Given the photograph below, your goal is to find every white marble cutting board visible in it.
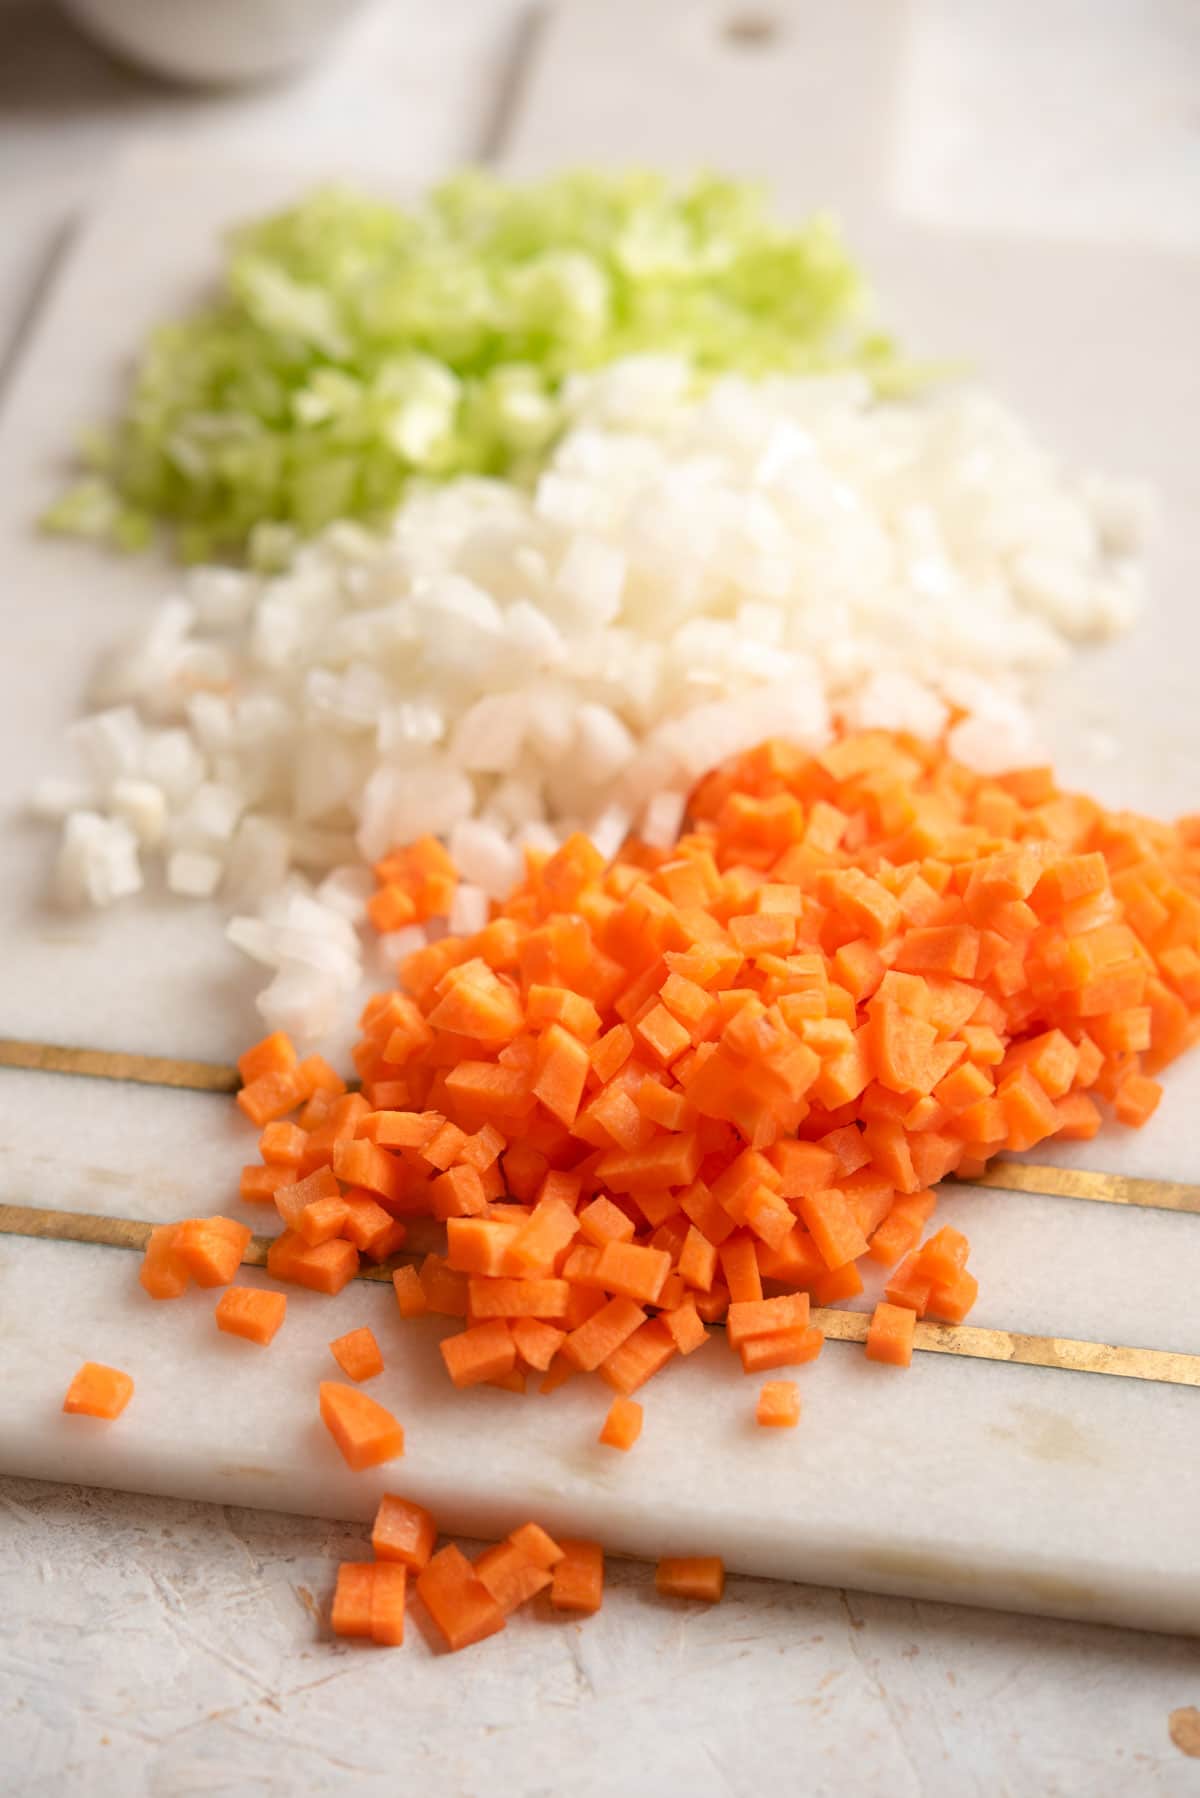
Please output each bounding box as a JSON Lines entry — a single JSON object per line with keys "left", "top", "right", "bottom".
{"left": 4, "top": 1, "right": 1200, "bottom": 1633}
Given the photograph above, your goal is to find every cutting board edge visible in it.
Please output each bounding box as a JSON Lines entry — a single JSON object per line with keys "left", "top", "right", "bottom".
{"left": 3, "top": 1448, "right": 1191, "bottom": 1639}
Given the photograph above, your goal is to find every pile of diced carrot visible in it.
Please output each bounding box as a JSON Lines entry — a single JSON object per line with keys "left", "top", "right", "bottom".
{"left": 331, "top": 1490, "right": 725, "bottom": 1653}
{"left": 333, "top": 1495, "right": 608, "bottom": 1651}
{"left": 194, "top": 731, "right": 1200, "bottom": 1410}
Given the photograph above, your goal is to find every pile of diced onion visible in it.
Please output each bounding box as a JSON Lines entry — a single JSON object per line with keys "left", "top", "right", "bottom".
{"left": 35, "top": 359, "right": 1154, "bottom": 1040}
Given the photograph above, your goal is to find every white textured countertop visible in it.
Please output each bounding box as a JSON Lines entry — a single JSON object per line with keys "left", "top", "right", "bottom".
{"left": 3, "top": 2, "right": 1200, "bottom": 1792}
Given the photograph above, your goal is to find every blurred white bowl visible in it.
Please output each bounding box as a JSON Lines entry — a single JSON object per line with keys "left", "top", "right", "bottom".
{"left": 61, "top": 0, "right": 376, "bottom": 86}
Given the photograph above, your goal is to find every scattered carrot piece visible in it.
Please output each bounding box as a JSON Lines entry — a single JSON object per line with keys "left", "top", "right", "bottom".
{"left": 331, "top": 1563, "right": 375, "bottom": 1639}
{"left": 372, "top": 1494, "right": 438, "bottom": 1571}
{"left": 474, "top": 1542, "right": 554, "bottom": 1613}
{"left": 370, "top": 1563, "right": 407, "bottom": 1646}
{"left": 756, "top": 1381, "right": 800, "bottom": 1428}
{"left": 318, "top": 1382, "right": 404, "bottom": 1470}
{"left": 416, "top": 1544, "right": 506, "bottom": 1651}
{"left": 655, "top": 1556, "right": 725, "bottom": 1603}
{"left": 598, "top": 1395, "right": 644, "bottom": 1450}
{"left": 549, "top": 1540, "right": 605, "bottom": 1615}
{"left": 62, "top": 1362, "right": 133, "bottom": 1420}
{"left": 138, "top": 1224, "right": 189, "bottom": 1300}
{"left": 508, "top": 1522, "right": 564, "bottom": 1568}
{"left": 215, "top": 1286, "right": 287, "bottom": 1346}
{"left": 172, "top": 1215, "right": 252, "bottom": 1288}
{"left": 865, "top": 1302, "right": 917, "bottom": 1367}
{"left": 329, "top": 1326, "right": 385, "bottom": 1382}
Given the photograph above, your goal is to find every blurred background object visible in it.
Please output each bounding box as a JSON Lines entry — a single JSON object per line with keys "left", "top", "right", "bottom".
{"left": 58, "top": 0, "right": 380, "bottom": 86}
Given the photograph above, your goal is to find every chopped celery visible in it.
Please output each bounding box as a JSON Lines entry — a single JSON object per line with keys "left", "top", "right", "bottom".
{"left": 47, "top": 169, "right": 911, "bottom": 560}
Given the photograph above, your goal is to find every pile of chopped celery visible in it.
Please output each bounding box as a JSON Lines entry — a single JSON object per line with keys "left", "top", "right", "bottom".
{"left": 45, "top": 169, "right": 906, "bottom": 563}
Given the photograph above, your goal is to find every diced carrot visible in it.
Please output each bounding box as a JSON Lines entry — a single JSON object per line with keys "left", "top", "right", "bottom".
{"left": 474, "top": 1542, "right": 554, "bottom": 1612}
{"left": 444, "top": 1217, "right": 518, "bottom": 1277}
{"left": 275, "top": 1165, "right": 340, "bottom": 1229}
{"left": 598, "top": 1396, "right": 644, "bottom": 1451}
{"left": 469, "top": 1277, "right": 570, "bottom": 1319}
{"left": 562, "top": 1295, "right": 647, "bottom": 1372}
{"left": 592, "top": 1240, "right": 671, "bottom": 1305}
{"left": 883, "top": 1252, "right": 932, "bottom": 1315}
{"left": 507, "top": 1522, "right": 564, "bottom": 1568}
{"left": 419, "top": 1254, "right": 469, "bottom": 1317}
{"left": 661, "top": 1299, "right": 709, "bottom": 1356}
{"left": 417, "top": 1544, "right": 506, "bottom": 1652}
{"left": 820, "top": 1124, "right": 872, "bottom": 1176}
{"left": 577, "top": 1195, "right": 636, "bottom": 1247}
{"left": 439, "top": 1320, "right": 516, "bottom": 1389}
{"left": 527, "top": 984, "right": 603, "bottom": 1041}
{"left": 796, "top": 1190, "right": 868, "bottom": 1272}
{"left": 510, "top": 1317, "right": 567, "bottom": 1371}
{"left": 865, "top": 1302, "right": 916, "bottom": 1367}
{"left": 867, "top": 1205, "right": 923, "bottom": 1268}
{"left": 532, "top": 1023, "right": 591, "bottom": 1126}
{"left": 599, "top": 1318, "right": 678, "bottom": 1394}
{"left": 726, "top": 1293, "right": 811, "bottom": 1348}
{"left": 756, "top": 1380, "right": 800, "bottom": 1428}
{"left": 768, "top": 1139, "right": 839, "bottom": 1198}
{"left": 373, "top": 1494, "right": 437, "bottom": 1570}
{"left": 233, "top": 725, "right": 1200, "bottom": 1433}
{"left": 297, "top": 1194, "right": 349, "bottom": 1246}
{"left": 1114, "top": 1072, "right": 1162, "bottom": 1127}
{"left": 238, "top": 1030, "right": 299, "bottom": 1085}
{"left": 739, "top": 1325, "right": 824, "bottom": 1373}
{"left": 173, "top": 1216, "right": 252, "bottom": 1288}
{"left": 925, "top": 1268, "right": 979, "bottom": 1324}
{"left": 332, "top": 1138, "right": 406, "bottom": 1205}
{"left": 319, "top": 1382, "right": 404, "bottom": 1470}
{"left": 239, "top": 1165, "right": 286, "bottom": 1203}
{"left": 811, "top": 1260, "right": 864, "bottom": 1306}
{"left": 894, "top": 924, "right": 980, "bottom": 979}
{"left": 550, "top": 1540, "right": 604, "bottom": 1614}
{"left": 268, "top": 1232, "right": 359, "bottom": 1295}
{"left": 393, "top": 1264, "right": 429, "bottom": 1319}
{"left": 718, "top": 1233, "right": 763, "bottom": 1303}
{"left": 237, "top": 1069, "right": 303, "bottom": 1127}
{"left": 62, "top": 1362, "right": 133, "bottom": 1420}
{"left": 361, "top": 1109, "right": 440, "bottom": 1149}
{"left": 915, "top": 1227, "right": 969, "bottom": 1287}
{"left": 370, "top": 1562, "right": 408, "bottom": 1646}
{"left": 139, "top": 1224, "right": 190, "bottom": 1300}
{"left": 295, "top": 1054, "right": 346, "bottom": 1102}
{"left": 457, "top": 1122, "right": 507, "bottom": 1171}
{"left": 430, "top": 1163, "right": 488, "bottom": 1220}
{"left": 362, "top": 1211, "right": 408, "bottom": 1263}
{"left": 1053, "top": 1091, "right": 1103, "bottom": 1139}
{"left": 560, "top": 1243, "right": 605, "bottom": 1289}
{"left": 329, "top": 1326, "right": 385, "bottom": 1382}
{"left": 215, "top": 1286, "right": 287, "bottom": 1346}
{"left": 503, "top": 1198, "right": 579, "bottom": 1275}
{"left": 655, "top": 1557, "right": 725, "bottom": 1603}
{"left": 677, "top": 1225, "right": 718, "bottom": 1293}
{"left": 331, "top": 1563, "right": 375, "bottom": 1639}
{"left": 997, "top": 1067, "right": 1060, "bottom": 1152}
